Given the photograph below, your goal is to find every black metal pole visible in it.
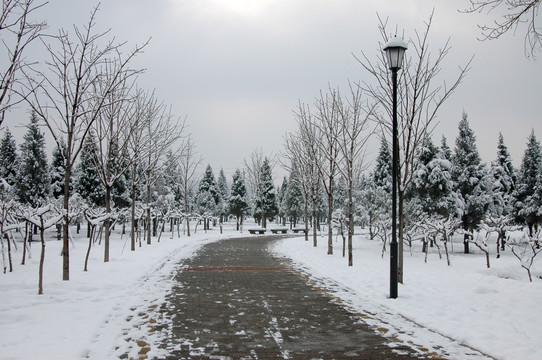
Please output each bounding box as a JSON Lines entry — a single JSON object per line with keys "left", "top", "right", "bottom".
{"left": 390, "top": 68, "right": 398, "bottom": 299}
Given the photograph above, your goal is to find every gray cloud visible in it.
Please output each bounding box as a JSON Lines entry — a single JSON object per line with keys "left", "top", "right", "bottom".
{"left": 5, "top": 0, "right": 541, "bottom": 180}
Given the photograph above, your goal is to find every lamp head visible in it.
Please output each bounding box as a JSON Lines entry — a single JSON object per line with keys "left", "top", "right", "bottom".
{"left": 383, "top": 37, "right": 408, "bottom": 71}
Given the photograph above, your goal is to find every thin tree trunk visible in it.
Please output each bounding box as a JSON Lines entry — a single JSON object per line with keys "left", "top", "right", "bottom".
{"left": 304, "top": 200, "right": 309, "bottom": 241}
{"left": 21, "top": 222, "right": 28, "bottom": 265}
{"left": 84, "top": 225, "right": 95, "bottom": 272}
{"left": 312, "top": 198, "right": 318, "bottom": 247}
{"left": 62, "top": 153, "right": 72, "bottom": 281}
{"left": 146, "top": 181, "right": 151, "bottom": 245}
{"left": 348, "top": 185, "right": 354, "bottom": 267}
{"left": 327, "top": 194, "right": 333, "bottom": 255}
{"left": 104, "top": 186, "right": 111, "bottom": 263}
{"left": 130, "top": 180, "right": 137, "bottom": 251}
{"left": 38, "top": 220, "right": 46, "bottom": 295}
{"left": 5, "top": 233, "right": 13, "bottom": 272}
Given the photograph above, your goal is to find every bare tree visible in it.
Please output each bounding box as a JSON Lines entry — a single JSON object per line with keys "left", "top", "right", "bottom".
{"left": 244, "top": 148, "right": 267, "bottom": 227}
{"left": 463, "top": 0, "right": 542, "bottom": 58}
{"left": 92, "top": 79, "right": 145, "bottom": 262}
{"left": 282, "top": 130, "right": 321, "bottom": 245}
{"left": 292, "top": 101, "right": 324, "bottom": 247}
{"left": 23, "top": 5, "right": 147, "bottom": 280}
{"left": 0, "top": 0, "right": 46, "bottom": 126}
{"left": 178, "top": 135, "right": 201, "bottom": 237}
{"left": 313, "top": 88, "right": 342, "bottom": 255}
{"left": 335, "top": 85, "right": 374, "bottom": 266}
{"left": 139, "top": 101, "right": 185, "bottom": 245}
{"left": 355, "top": 11, "right": 471, "bottom": 282}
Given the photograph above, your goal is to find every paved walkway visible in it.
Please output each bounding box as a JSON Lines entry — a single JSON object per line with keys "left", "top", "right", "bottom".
{"left": 157, "top": 236, "right": 426, "bottom": 359}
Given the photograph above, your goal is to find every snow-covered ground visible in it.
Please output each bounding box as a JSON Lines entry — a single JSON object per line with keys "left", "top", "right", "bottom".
{"left": 271, "top": 230, "right": 542, "bottom": 360}
{"left": 0, "top": 225, "right": 229, "bottom": 360}
{"left": 1, "top": 224, "right": 540, "bottom": 360}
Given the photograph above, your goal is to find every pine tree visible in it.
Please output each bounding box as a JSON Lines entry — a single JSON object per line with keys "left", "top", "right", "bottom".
{"left": 76, "top": 135, "right": 105, "bottom": 207}
{"left": 452, "top": 112, "right": 491, "bottom": 253}
{"left": 285, "top": 167, "right": 304, "bottom": 228}
{"left": 163, "top": 150, "right": 183, "bottom": 206}
{"left": 195, "top": 165, "right": 218, "bottom": 230}
{"left": 50, "top": 138, "right": 72, "bottom": 199}
{"left": 373, "top": 137, "right": 392, "bottom": 192}
{"left": 514, "top": 130, "right": 542, "bottom": 235}
{"left": 410, "top": 137, "right": 458, "bottom": 220}
{"left": 111, "top": 145, "right": 131, "bottom": 209}
{"left": 254, "top": 157, "right": 278, "bottom": 228}
{"left": 277, "top": 176, "right": 288, "bottom": 225}
{"left": 16, "top": 112, "right": 50, "bottom": 207}
{"left": 489, "top": 133, "right": 516, "bottom": 217}
{"left": 440, "top": 135, "right": 452, "bottom": 161}
{"left": 216, "top": 168, "right": 229, "bottom": 222}
{"left": 229, "top": 168, "right": 249, "bottom": 230}
{"left": 0, "top": 128, "right": 18, "bottom": 186}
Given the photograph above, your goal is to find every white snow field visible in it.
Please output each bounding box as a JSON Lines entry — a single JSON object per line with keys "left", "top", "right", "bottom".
{"left": 272, "top": 229, "right": 542, "bottom": 360}
{"left": 1, "top": 224, "right": 540, "bottom": 359}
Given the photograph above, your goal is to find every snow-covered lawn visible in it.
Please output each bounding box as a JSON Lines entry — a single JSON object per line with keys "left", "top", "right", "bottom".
{"left": 271, "top": 230, "right": 542, "bottom": 360}
{"left": 2, "top": 224, "right": 540, "bottom": 360}
{"left": 0, "top": 225, "right": 229, "bottom": 360}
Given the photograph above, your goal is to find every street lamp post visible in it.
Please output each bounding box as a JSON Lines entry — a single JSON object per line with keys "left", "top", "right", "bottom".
{"left": 383, "top": 37, "right": 407, "bottom": 299}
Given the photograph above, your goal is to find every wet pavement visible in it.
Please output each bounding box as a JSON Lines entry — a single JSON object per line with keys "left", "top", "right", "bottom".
{"left": 154, "top": 236, "right": 428, "bottom": 359}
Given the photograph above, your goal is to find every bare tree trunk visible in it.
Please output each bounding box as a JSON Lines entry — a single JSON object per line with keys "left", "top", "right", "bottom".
{"left": 104, "top": 185, "right": 112, "bottom": 262}
{"left": 348, "top": 187, "right": 354, "bottom": 267}
{"left": 304, "top": 200, "right": 309, "bottom": 241}
{"left": 312, "top": 198, "right": 318, "bottom": 247}
{"left": 130, "top": 179, "right": 137, "bottom": 251}
{"left": 38, "top": 225, "right": 45, "bottom": 295}
{"left": 146, "top": 181, "right": 152, "bottom": 245}
{"left": 21, "top": 222, "right": 28, "bottom": 265}
{"left": 327, "top": 194, "right": 333, "bottom": 255}
{"left": 62, "top": 159, "right": 71, "bottom": 280}
{"left": 84, "top": 225, "right": 95, "bottom": 272}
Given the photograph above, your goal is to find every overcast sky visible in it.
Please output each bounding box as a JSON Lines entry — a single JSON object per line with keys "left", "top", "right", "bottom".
{"left": 6, "top": 0, "right": 542, "bottom": 181}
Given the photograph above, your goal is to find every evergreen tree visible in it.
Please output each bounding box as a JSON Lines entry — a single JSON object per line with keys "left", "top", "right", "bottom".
{"left": 285, "top": 167, "right": 304, "bottom": 228}
{"left": 452, "top": 112, "right": 491, "bottom": 253}
{"left": 373, "top": 137, "right": 392, "bottom": 192}
{"left": 76, "top": 135, "right": 105, "bottom": 207}
{"left": 440, "top": 135, "right": 452, "bottom": 161}
{"left": 16, "top": 112, "right": 50, "bottom": 206}
{"left": 229, "top": 168, "right": 249, "bottom": 230}
{"left": 254, "top": 157, "right": 278, "bottom": 228}
{"left": 110, "top": 145, "right": 131, "bottom": 209}
{"left": 513, "top": 130, "right": 542, "bottom": 234}
{"left": 410, "top": 137, "right": 458, "bottom": 220}
{"left": 489, "top": 133, "right": 516, "bottom": 217}
{"left": 50, "top": 138, "right": 72, "bottom": 199}
{"left": 195, "top": 165, "right": 218, "bottom": 227}
{"left": 277, "top": 176, "right": 288, "bottom": 225}
{"left": 216, "top": 168, "right": 229, "bottom": 222}
{"left": 163, "top": 150, "right": 183, "bottom": 206}
{"left": 359, "top": 175, "right": 390, "bottom": 240}
{"left": 0, "top": 128, "right": 18, "bottom": 186}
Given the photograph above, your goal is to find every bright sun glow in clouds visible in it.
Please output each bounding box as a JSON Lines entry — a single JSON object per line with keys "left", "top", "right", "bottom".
{"left": 209, "top": 0, "right": 276, "bottom": 17}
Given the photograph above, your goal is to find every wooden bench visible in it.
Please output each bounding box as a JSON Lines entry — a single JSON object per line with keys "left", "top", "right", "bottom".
{"left": 292, "top": 228, "right": 307, "bottom": 234}
{"left": 248, "top": 228, "right": 266, "bottom": 235}
{"left": 270, "top": 228, "right": 288, "bottom": 234}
